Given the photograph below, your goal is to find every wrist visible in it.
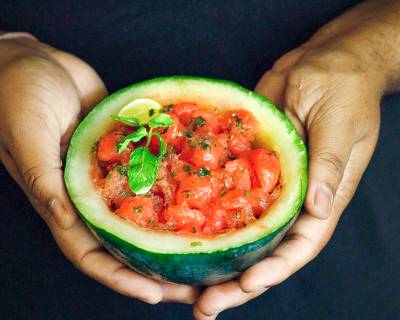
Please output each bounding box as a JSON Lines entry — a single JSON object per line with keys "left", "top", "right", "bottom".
{"left": 305, "top": 1, "right": 400, "bottom": 94}
{"left": 298, "top": 40, "right": 388, "bottom": 102}
{"left": 333, "top": 39, "right": 390, "bottom": 98}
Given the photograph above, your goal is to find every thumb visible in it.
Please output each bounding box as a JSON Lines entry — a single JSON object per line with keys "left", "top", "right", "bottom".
{"left": 7, "top": 120, "right": 78, "bottom": 229}
{"left": 303, "top": 110, "right": 356, "bottom": 219}
{"left": 0, "top": 45, "right": 107, "bottom": 232}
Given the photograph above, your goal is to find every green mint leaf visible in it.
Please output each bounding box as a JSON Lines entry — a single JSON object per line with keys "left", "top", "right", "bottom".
{"left": 127, "top": 147, "right": 159, "bottom": 195}
{"left": 117, "top": 127, "right": 148, "bottom": 153}
{"left": 111, "top": 115, "right": 141, "bottom": 126}
{"left": 194, "top": 117, "right": 205, "bottom": 128}
{"left": 198, "top": 167, "right": 210, "bottom": 177}
{"left": 148, "top": 113, "right": 174, "bottom": 129}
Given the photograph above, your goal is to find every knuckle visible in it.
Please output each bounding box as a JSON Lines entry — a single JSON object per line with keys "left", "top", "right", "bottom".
{"left": 287, "top": 66, "right": 306, "bottom": 87}
{"left": 23, "top": 166, "right": 47, "bottom": 198}
{"left": 288, "top": 64, "right": 327, "bottom": 92}
{"left": 76, "top": 249, "right": 96, "bottom": 274}
{"left": 199, "top": 296, "right": 222, "bottom": 316}
{"left": 22, "top": 166, "right": 61, "bottom": 201}
{"left": 314, "top": 151, "right": 345, "bottom": 177}
{"left": 272, "top": 48, "right": 306, "bottom": 72}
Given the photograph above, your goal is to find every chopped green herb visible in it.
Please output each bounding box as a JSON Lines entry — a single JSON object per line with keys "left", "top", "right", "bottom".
{"left": 183, "top": 165, "right": 192, "bottom": 173}
{"left": 232, "top": 212, "right": 241, "bottom": 221}
{"left": 116, "top": 164, "right": 129, "bottom": 176}
{"left": 148, "top": 108, "right": 155, "bottom": 117}
{"left": 170, "top": 171, "right": 177, "bottom": 177}
{"left": 233, "top": 114, "right": 243, "bottom": 127}
{"left": 190, "top": 241, "right": 202, "bottom": 247}
{"left": 221, "top": 186, "right": 227, "bottom": 196}
{"left": 118, "top": 191, "right": 132, "bottom": 197}
{"left": 198, "top": 167, "right": 210, "bottom": 177}
{"left": 91, "top": 141, "right": 99, "bottom": 152}
{"left": 133, "top": 206, "right": 142, "bottom": 214}
{"left": 163, "top": 104, "right": 174, "bottom": 112}
{"left": 198, "top": 140, "right": 211, "bottom": 150}
{"left": 177, "top": 131, "right": 184, "bottom": 137}
{"left": 243, "top": 190, "right": 250, "bottom": 197}
{"left": 185, "top": 130, "right": 193, "bottom": 138}
{"left": 106, "top": 172, "right": 113, "bottom": 179}
{"left": 194, "top": 117, "right": 206, "bottom": 128}
{"left": 191, "top": 227, "right": 197, "bottom": 233}
{"left": 166, "top": 145, "right": 176, "bottom": 157}
{"left": 188, "top": 140, "right": 197, "bottom": 148}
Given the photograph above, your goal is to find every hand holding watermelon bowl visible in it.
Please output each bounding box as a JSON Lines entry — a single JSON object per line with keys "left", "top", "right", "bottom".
{"left": 0, "top": 41, "right": 382, "bottom": 317}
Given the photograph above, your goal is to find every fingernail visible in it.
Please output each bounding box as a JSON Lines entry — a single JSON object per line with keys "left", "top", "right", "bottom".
{"left": 48, "top": 198, "right": 67, "bottom": 228}
{"left": 313, "top": 185, "right": 333, "bottom": 218}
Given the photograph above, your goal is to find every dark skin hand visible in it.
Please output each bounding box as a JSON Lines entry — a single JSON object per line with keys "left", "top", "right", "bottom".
{"left": 0, "top": 37, "right": 198, "bottom": 304}
{"left": 194, "top": 1, "right": 400, "bottom": 318}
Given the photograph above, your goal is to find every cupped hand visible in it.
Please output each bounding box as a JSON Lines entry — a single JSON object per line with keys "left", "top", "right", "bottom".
{"left": 0, "top": 37, "right": 198, "bottom": 304}
{"left": 194, "top": 44, "right": 382, "bottom": 319}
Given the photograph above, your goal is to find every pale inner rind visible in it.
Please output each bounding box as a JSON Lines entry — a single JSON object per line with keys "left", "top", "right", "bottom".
{"left": 65, "top": 78, "right": 307, "bottom": 254}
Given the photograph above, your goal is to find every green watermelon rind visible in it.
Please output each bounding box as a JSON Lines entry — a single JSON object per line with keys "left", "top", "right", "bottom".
{"left": 64, "top": 76, "right": 308, "bottom": 285}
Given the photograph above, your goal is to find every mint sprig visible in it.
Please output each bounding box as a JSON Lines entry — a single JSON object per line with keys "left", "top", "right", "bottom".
{"left": 111, "top": 115, "right": 141, "bottom": 126}
{"left": 117, "top": 127, "right": 148, "bottom": 153}
{"left": 148, "top": 113, "right": 174, "bottom": 129}
{"left": 112, "top": 113, "right": 174, "bottom": 195}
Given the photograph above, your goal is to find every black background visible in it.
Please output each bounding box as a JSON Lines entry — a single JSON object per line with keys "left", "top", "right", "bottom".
{"left": 1, "top": 1, "right": 399, "bottom": 319}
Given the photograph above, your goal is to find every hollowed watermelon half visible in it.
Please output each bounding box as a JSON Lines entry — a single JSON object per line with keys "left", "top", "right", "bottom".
{"left": 64, "top": 76, "right": 308, "bottom": 285}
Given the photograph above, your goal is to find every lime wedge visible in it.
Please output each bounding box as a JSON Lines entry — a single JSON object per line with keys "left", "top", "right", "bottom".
{"left": 117, "top": 98, "right": 162, "bottom": 125}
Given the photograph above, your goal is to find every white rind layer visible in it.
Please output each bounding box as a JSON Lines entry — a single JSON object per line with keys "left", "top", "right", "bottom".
{"left": 65, "top": 76, "right": 307, "bottom": 254}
